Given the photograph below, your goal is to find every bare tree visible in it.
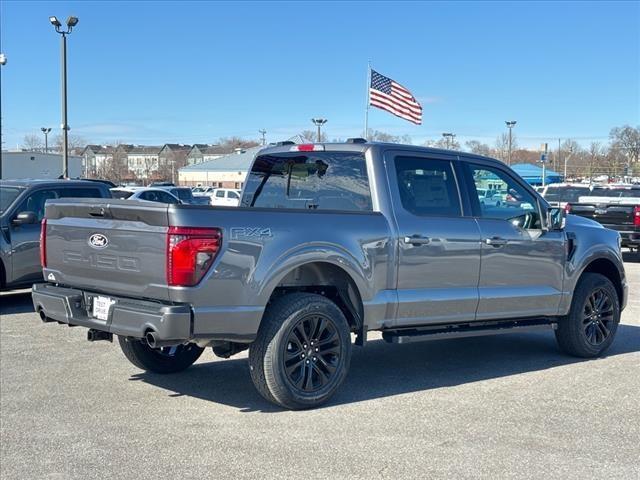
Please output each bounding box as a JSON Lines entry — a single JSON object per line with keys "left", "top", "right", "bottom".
{"left": 22, "top": 133, "right": 43, "bottom": 151}
{"left": 588, "top": 142, "right": 604, "bottom": 180}
{"left": 52, "top": 133, "right": 88, "bottom": 154}
{"left": 215, "top": 136, "right": 260, "bottom": 150}
{"left": 299, "top": 130, "right": 327, "bottom": 142}
{"left": 426, "top": 137, "right": 460, "bottom": 150}
{"left": 494, "top": 133, "right": 518, "bottom": 163}
{"left": 609, "top": 125, "right": 640, "bottom": 168}
{"left": 465, "top": 140, "right": 492, "bottom": 156}
{"left": 367, "top": 130, "right": 412, "bottom": 144}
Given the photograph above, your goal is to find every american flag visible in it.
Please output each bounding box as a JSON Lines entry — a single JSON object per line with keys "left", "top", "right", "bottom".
{"left": 369, "top": 69, "right": 422, "bottom": 125}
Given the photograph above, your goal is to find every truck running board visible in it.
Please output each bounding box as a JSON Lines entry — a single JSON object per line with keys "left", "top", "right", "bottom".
{"left": 382, "top": 319, "right": 557, "bottom": 344}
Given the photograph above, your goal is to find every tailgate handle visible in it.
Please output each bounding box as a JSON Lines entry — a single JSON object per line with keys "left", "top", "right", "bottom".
{"left": 88, "top": 207, "right": 107, "bottom": 218}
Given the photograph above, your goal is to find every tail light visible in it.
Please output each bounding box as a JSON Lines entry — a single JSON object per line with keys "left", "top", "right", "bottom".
{"left": 166, "top": 227, "right": 221, "bottom": 286}
{"left": 634, "top": 206, "right": 640, "bottom": 227}
{"left": 40, "top": 219, "right": 47, "bottom": 268}
{"left": 290, "top": 144, "right": 325, "bottom": 152}
{"left": 564, "top": 203, "right": 572, "bottom": 214}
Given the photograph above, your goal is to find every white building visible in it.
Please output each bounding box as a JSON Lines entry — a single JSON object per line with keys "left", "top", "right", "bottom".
{"left": 0, "top": 151, "right": 82, "bottom": 179}
{"left": 178, "top": 146, "right": 261, "bottom": 188}
{"left": 126, "top": 146, "right": 161, "bottom": 179}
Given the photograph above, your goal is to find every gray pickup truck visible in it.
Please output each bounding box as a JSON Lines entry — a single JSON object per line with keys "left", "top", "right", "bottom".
{"left": 32, "top": 141, "right": 628, "bottom": 409}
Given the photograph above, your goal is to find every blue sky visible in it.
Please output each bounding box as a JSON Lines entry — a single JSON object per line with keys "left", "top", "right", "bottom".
{"left": 1, "top": 1, "right": 638, "bottom": 149}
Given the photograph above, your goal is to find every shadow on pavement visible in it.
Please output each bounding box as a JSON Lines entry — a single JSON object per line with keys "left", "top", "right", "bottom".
{"left": 0, "top": 291, "right": 35, "bottom": 315}
{"left": 622, "top": 251, "right": 639, "bottom": 263}
{"left": 131, "top": 324, "right": 640, "bottom": 412}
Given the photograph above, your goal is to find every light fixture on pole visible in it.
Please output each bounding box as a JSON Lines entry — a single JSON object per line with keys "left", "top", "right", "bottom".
{"left": 50, "top": 15, "right": 79, "bottom": 178}
{"left": 311, "top": 118, "right": 327, "bottom": 142}
{"left": 41, "top": 127, "right": 52, "bottom": 153}
{"left": 505, "top": 120, "right": 517, "bottom": 166}
{"left": 258, "top": 129, "right": 267, "bottom": 146}
{"left": 442, "top": 132, "right": 455, "bottom": 149}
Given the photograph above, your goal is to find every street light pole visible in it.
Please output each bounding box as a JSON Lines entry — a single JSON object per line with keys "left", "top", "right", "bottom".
{"left": 311, "top": 118, "right": 327, "bottom": 142}
{"left": 258, "top": 129, "right": 267, "bottom": 146}
{"left": 41, "top": 127, "right": 52, "bottom": 153}
{"left": 505, "top": 120, "right": 517, "bottom": 166}
{"left": 442, "top": 132, "right": 455, "bottom": 149}
{"left": 50, "top": 15, "right": 78, "bottom": 178}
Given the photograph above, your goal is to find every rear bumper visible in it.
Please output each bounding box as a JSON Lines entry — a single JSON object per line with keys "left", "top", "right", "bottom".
{"left": 602, "top": 226, "right": 640, "bottom": 247}
{"left": 32, "top": 283, "right": 261, "bottom": 343}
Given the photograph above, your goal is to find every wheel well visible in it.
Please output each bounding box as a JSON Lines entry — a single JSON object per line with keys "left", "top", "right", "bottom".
{"left": 268, "top": 262, "right": 364, "bottom": 332}
{"left": 582, "top": 258, "right": 623, "bottom": 305}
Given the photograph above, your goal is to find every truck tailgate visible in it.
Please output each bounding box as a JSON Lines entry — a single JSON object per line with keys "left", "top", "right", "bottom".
{"left": 43, "top": 199, "right": 171, "bottom": 301}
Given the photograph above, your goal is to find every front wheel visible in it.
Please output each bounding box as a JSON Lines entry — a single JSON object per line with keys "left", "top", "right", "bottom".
{"left": 118, "top": 336, "right": 204, "bottom": 374}
{"left": 555, "top": 273, "right": 620, "bottom": 358}
{"left": 249, "top": 293, "right": 352, "bottom": 410}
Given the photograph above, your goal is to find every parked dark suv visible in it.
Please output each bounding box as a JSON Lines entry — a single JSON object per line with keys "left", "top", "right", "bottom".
{"left": 0, "top": 179, "right": 111, "bottom": 290}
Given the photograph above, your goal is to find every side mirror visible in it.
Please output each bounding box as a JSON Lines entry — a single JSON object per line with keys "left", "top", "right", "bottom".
{"left": 12, "top": 211, "right": 38, "bottom": 226}
{"left": 547, "top": 207, "right": 566, "bottom": 231}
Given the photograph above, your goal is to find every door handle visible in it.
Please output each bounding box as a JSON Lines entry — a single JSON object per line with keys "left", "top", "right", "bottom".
{"left": 485, "top": 237, "right": 508, "bottom": 247}
{"left": 404, "top": 235, "right": 431, "bottom": 246}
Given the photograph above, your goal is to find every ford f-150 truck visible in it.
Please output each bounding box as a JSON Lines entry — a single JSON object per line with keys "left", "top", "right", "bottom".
{"left": 32, "top": 141, "right": 628, "bottom": 409}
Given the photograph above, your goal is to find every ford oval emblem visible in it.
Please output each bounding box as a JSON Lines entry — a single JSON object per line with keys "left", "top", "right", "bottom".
{"left": 89, "top": 233, "right": 109, "bottom": 249}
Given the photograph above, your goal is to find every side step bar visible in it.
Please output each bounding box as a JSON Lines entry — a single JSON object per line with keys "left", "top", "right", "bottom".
{"left": 382, "top": 319, "right": 557, "bottom": 344}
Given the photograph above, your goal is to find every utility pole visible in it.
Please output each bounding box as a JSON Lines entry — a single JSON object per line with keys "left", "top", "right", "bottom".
{"left": 258, "top": 129, "right": 267, "bottom": 146}
{"left": 311, "top": 118, "right": 327, "bottom": 142}
{"left": 442, "top": 132, "right": 455, "bottom": 149}
{"left": 0, "top": 52, "right": 6, "bottom": 179}
{"left": 564, "top": 144, "right": 573, "bottom": 181}
{"left": 41, "top": 127, "right": 52, "bottom": 153}
{"left": 557, "top": 138, "right": 561, "bottom": 173}
{"left": 50, "top": 15, "right": 79, "bottom": 178}
{"left": 505, "top": 121, "right": 517, "bottom": 166}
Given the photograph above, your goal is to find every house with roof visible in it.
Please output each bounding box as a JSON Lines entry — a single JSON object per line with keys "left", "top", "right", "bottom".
{"left": 186, "top": 144, "right": 235, "bottom": 165}
{"left": 158, "top": 144, "right": 191, "bottom": 183}
{"left": 82, "top": 145, "right": 115, "bottom": 176}
{"left": 178, "top": 146, "right": 262, "bottom": 188}
{"left": 126, "top": 146, "right": 162, "bottom": 179}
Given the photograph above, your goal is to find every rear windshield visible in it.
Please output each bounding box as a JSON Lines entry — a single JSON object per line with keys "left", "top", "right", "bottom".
{"left": 543, "top": 187, "right": 592, "bottom": 202}
{"left": 0, "top": 186, "right": 24, "bottom": 214}
{"left": 241, "top": 152, "right": 372, "bottom": 211}
{"left": 171, "top": 188, "right": 193, "bottom": 201}
{"left": 598, "top": 188, "right": 640, "bottom": 198}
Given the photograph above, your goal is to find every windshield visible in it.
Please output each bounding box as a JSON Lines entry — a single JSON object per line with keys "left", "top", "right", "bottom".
{"left": 171, "top": 188, "right": 193, "bottom": 201}
{"left": 0, "top": 186, "right": 24, "bottom": 214}
{"left": 544, "top": 187, "right": 592, "bottom": 202}
{"left": 241, "top": 151, "right": 372, "bottom": 211}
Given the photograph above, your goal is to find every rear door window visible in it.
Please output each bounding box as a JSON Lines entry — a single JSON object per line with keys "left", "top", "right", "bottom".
{"left": 393, "top": 156, "right": 461, "bottom": 217}
{"left": 242, "top": 151, "right": 372, "bottom": 211}
{"left": 55, "top": 187, "right": 104, "bottom": 199}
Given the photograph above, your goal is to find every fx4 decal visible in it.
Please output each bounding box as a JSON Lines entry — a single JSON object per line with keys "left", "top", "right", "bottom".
{"left": 230, "top": 227, "right": 273, "bottom": 240}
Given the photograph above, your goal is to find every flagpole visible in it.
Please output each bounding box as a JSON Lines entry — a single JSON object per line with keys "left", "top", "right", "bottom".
{"left": 364, "top": 61, "right": 371, "bottom": 139}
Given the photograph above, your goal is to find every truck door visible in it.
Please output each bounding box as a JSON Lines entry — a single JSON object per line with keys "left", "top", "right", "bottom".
{"left": 463, "top": 162, "right": 565, "bottom": 319}
{"left": 386, "top": 152, "right": 482, "bottom": 326}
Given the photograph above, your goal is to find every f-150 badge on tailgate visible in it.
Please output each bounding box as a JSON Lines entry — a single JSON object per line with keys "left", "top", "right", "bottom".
{"left": 88, "top": 233, "right": 109, "bottom": 249}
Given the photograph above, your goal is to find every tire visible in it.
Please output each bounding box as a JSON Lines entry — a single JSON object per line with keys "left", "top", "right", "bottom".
{"left": 249, "top": 293, "right": 352, "bottom": 410}
{"left": 555, "top": 273, "right": 620, "bottom": 358}
{"left": 118, "top": 336, "right": 204, "bottom": 374}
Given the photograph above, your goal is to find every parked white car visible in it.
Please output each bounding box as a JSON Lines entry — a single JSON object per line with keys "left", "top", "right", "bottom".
{"left": 111, "top": 187, "right": 181, "bottom": 204}
{"left": 209, "top": 188, "right": 241, "bottom": 207}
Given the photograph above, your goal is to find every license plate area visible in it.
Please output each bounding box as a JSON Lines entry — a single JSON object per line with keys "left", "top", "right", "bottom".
{"left": 90, "top": 295, "right": 115, "bottom": 321}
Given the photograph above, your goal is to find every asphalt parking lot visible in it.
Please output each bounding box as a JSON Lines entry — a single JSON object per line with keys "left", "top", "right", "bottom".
{"left": 1, "top": 258, "right": 639, "bottom": 479}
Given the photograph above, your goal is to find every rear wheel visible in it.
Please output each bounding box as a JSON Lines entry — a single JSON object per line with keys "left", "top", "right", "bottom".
{"left": 249, "top": 293, "right": 352, "bottom": 410}
{"left": 118, "top": 336, "right": 204, "bottom": 374}
{"left": 555, "top": 273, "right": 620, "bottom": 358}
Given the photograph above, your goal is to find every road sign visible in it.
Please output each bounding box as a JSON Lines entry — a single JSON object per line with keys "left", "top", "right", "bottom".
{"left": 539, "top": 153, "right": 548, "bottom": 163}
